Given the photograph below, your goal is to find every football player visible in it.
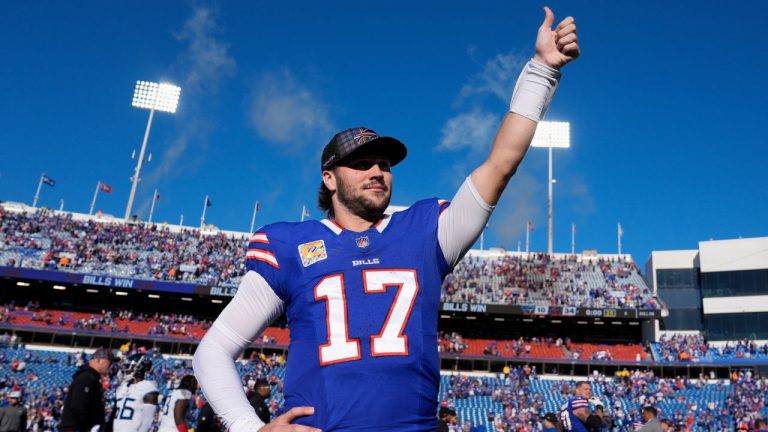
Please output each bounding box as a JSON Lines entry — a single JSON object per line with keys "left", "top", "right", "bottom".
{"left": 559, "top": 381, "right": 604, "bottom": 432}
{"left": 113, "top": 357, "right": 159, "bottom": 432}
{"left": 194, "top": 6, "right": 580, "bottom": 431}
{"left": 158, "top": 375, "right": 198, "bottom": 432}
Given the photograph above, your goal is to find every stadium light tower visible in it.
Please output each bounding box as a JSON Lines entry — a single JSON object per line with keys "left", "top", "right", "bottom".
{"left": 531, "top": 121, "right": 570, "bottom": 255}
{"left": 124, "top": 81, "right": 181, "bottom": 221}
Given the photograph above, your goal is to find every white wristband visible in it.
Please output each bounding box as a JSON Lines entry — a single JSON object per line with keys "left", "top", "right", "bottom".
{"left": 509, "top": 59, "right": 561, "bottom": 122}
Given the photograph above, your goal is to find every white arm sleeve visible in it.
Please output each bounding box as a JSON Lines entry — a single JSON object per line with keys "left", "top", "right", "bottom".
{"left": 438, "top": 176, "right": 494, "bottom": 269}
{"left": 193, "top": 271, "right": 285, "bottom": 432}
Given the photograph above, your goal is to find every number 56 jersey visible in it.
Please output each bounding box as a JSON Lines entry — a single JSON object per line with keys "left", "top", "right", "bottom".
{"left": 247, "top": 199, "right": 452, "bottom": 431}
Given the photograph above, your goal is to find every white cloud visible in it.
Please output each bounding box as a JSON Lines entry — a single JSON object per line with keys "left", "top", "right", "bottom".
{"left": 460, "top": 51, "right": 528, "bottom": 103}
{"left": 174, "top": 6, "right": 237, "bottom": 92}
{"left": 248, "top": 70, "right": 334, "bottom": 150}
{"left": 137, "top": 6, "right": 236, "bottom": 218}
{"left": 437, "top": 108, "right": 499, "bottom": 153}
{"left": 437, "top": 51, "right": 527, "bottom": 154}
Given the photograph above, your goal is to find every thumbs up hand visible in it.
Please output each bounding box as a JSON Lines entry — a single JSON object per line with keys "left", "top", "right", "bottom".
{"left": 534, "top": 6, "right": 580, "bottom": 70}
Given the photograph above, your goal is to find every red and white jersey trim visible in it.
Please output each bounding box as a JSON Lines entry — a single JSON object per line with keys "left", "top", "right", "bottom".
{"left": 250, "top": 233, "right": 269, "bottom": 244}
{"left": 320, "top": 219, "right": 344, "bottom": 235}
{"left": 246, "top": 249, "right": 279, "bottom": 269}
{"left": 374, "top": 215, "right": 392, "bottom": 233}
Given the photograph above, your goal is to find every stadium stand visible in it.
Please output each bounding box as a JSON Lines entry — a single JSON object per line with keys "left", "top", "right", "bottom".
{"left": 9, "top": 305, "right": 768, "bottom": 365}
{"left": 3, "top": 306, "right": 661, "bottom": 362}
{"left": 0, "top": 208, "right": 248, "bottom": 288}
{"left": 3, "top": 204, "right": 768, "bottom": 431}
{"left": 442, "top": 253, "right": 660, "bottom": 310}
{"left": 4, "top": 344, "right": 767, "bottom": 432}
{"left": 0, "top": 306, "right": 290, "bottom": 347}
{"left": 0, "top": 344, "right": 287, "bottom": 432}
{"left": 652, "top": 334, "right": 768, "bottom": 363}
{"left": 0, "top": 206, "right": 662, "bottom": 311}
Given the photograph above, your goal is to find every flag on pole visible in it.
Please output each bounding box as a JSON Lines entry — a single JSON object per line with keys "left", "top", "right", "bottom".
{"left": 98, "top": 182, "right": 112, "bottom": 194}
{"left": 155, "top": 191, "right": 160, "bottom": 200}
{"left": 527, "top": 220, "right": 534, "bottom": 232}
{"left": 205, "top": 197, "right": 212, "bottom": 207}
{"left": 255, "top": 201, "right": 260, "bottom": 212}
{"left": 42, "top": 175, "right": 55, "bottom": 187}
{"left": 302, "top": 205, "right": 311, "bottom": 219}
{"left": 618, "top": 223, "right": 624, "bottom": 237}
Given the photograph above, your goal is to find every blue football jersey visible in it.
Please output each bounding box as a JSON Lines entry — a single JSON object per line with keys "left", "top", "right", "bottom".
{"left": 245, "top": 199, "right": 452, "bottom": 431}
{"left": 560, "top": 397, "right": 590, "bottom": 432}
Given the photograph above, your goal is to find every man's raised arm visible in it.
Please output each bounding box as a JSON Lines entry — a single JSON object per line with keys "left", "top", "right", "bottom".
{"left": 438, "top": 7, "right": 579, "bottom": 267}
{"left": 471, "top": 6, "right": 580, "bottom": 206}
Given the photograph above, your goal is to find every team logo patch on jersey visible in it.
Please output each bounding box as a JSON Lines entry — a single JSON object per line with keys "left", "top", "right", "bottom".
{"left": 299, "top": 240, "right": 327, "bottom": 267}
{"left": 355, "top": 236, "right": 369, "bottom": 248}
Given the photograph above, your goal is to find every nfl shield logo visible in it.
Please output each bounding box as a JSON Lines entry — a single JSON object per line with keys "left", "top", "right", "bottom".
{"left": 355, "top": 236, "right": 369, "bottom": 248}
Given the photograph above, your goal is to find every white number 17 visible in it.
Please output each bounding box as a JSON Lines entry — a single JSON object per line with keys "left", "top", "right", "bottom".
{"left": 314, "top": 269, "right": 419, "bottom": 366}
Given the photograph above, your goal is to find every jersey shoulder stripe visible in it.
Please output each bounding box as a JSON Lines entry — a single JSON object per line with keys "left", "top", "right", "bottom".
{"left": 570, "top": 397, "right": 589, "bottom": 408}
{"left": 246, "top": 249, "right": 280, "bottom": 269}
{"left": 250, "top": 232, "right": 269, "bottom": 244}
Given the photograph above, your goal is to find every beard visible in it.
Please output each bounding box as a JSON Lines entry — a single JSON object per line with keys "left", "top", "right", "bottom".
{"left": 335, "top": 175, "right": 391, "bottom": 222}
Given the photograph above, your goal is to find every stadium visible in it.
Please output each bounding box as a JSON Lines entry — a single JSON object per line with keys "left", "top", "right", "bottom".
{"left": 0, "top": 201, "right": 766, "bottom": 431}
{"left": 3, "top": 2, "right": 767, "bottom": 432}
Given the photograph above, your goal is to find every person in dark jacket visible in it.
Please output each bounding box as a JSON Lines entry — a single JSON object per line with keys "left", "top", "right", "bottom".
{"left": 196, "top": 402, "right": 221, "bottom": 432}
{"left": 247, "top": 379, "right": 271, "bottom": 424}
{"left": 0, "top": 391, "right": 27, "bottom": 432}
{"left": 59, "top": 347, "right": 116, "bottom": 432}
{"left": 437, "top": 407, "right": 457, "bottom": 432}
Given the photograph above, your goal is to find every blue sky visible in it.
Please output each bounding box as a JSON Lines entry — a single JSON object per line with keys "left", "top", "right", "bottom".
{"left": 1, "top": 1, "right": 766, "bottom": 267}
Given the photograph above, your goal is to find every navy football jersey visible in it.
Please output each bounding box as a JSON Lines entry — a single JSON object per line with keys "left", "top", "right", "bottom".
{"left": 245, "top": 199, "right": 452, "bottom": 431}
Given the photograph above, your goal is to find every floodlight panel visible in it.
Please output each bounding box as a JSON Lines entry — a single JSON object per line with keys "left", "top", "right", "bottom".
{"left": 131, "top": 80, "right": 181, "bottom": 114}
{"left": 154, "top": 83, "right": 181, "bottom": 113}
{"left": 132, "top": 81, "right": 158, "bottom": 110}
{"left": 531, "top": 121, "right": 570, "bottom": 149}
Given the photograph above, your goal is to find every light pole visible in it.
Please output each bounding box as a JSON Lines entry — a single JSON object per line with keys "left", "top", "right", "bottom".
{"left": 531, "top": 121, "right": 570, "bottom": 255}
{"left": 148, "top": 189, "right": 159, "bottom": 223}
{"left": 124, "top": 81, "right": 181, "bottom": 221}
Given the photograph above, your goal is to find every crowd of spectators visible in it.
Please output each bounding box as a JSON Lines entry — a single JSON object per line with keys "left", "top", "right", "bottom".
{"left": 654, "top": 334, "right": 768, "bottom": 363}
{"left": 2, "top": 305, "right": 214, "bottom": 340}
{"left": 0, "top": 342, "right": 287, "bottom": 432}
{"left": 438, "top": 366, "right": 768, "bottom": 431}
{"left": 441, "top": 365, "right": 548, "bottom": 432}
{"left": 654, "top": 334, "right": 709, "bottom": 362}
{"left": 595, "top": 369, "right": 702, "bottom": 430}
{"left": 442, "top": 253, "right": 660, "bottom": 310}
{"left": 0, "top": 339, "right": 767, "bottom": 431}
{"left": 727, "top": 370, "right": 768, "bottom": 430}
{"left": 439, "top": 332, "right": 469, "bottom": 354}
{"left": 483, "top": 337, "right": 565, "bottom": 358}
{"left": 0, "top": 352, "right": 67, "bottom": 432}
{"left": 9, "top": 299, "right": 768, "bottom": 367}
{"left": 0, "top": 208, "right": 249, "bottom": 287}
{"left": 1, "top": 207, "right": 663, "bottom": 310}
{"left": 715, "top": 339, "right": 768, "bottom": 359}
